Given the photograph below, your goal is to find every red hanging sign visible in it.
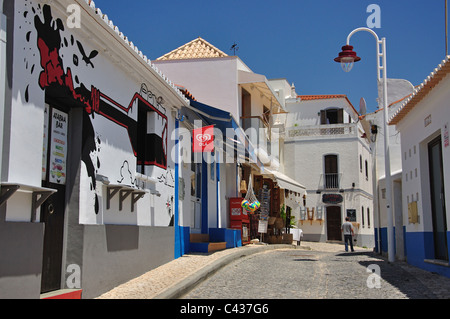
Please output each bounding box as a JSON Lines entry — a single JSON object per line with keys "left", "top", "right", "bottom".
{"left": 193, "top": 125, "right": 214, "bottom": 153}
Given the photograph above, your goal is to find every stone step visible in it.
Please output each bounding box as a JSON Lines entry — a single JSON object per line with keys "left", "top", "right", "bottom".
{"left": 190, "top": 233, "right": 210, "bottom": 243}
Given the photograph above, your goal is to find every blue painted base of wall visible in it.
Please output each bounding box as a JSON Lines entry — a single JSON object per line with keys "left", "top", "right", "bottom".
{"left": 177, "top": 227, "right": 242, "bottom": 255}
{"left": 175, "top": 226, "right": 190, "bottom": 258}
{"left": 189, "top": 229, "right": 241, "bottom": 253}
{"left": 375, "top": 227, "right": 450, "bottom": 278}
{"left": 209, "top": 228, "right": 242, "bottom": 248}
{"left": 404, "top": 231, "right": 450, "bottom": 278}
{"left": 189, "top": 242, "right": 211, "bottom": 253}
{"left": 374, "top": 227, "right": 399, "bottom": 254}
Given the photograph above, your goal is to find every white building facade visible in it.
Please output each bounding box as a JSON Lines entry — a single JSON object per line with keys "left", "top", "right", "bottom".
{"left": 0, "top": 0, "right": 190, "bottom": 298}
{"left": 153, "top": 38, "right": 306, "bottom": 245}
{"left": 389, "top": 56, "right": 450, "bottom": 278}
{"left": 283, "top": 94, "right": 374, "bottom": 248}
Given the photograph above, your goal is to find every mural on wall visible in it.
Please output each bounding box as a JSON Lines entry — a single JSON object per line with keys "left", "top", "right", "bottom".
{"left": 20, "top": 2, "right": 169, "bottom": 218}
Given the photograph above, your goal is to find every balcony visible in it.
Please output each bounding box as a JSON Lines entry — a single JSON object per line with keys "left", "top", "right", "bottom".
{"left": 319, "top": 173, "right": 342, "bottom": 190}
{"left": 287, "top": 123, "right": 357, "bottom": 140}
{"left": 241, "top": 115, "right": 272, "bottom": 159}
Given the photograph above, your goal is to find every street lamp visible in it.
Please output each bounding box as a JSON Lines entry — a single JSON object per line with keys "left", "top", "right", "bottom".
{"left": 334, "top": 27, "right": 395, "bottom": 263}
{"left": 334, "top": 45, "right": 361, "bottom": 72}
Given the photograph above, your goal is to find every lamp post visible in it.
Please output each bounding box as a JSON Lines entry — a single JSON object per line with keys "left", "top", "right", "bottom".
{"left": 334, "top": 27, "right": 394, "bottom": 263}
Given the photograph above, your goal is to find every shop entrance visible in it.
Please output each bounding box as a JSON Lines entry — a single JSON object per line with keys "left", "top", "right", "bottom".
{"left": 40, "top": 104, "right": 69, "bottom": 293}
{"left": 326, "top": 206, "right": 342, "bottom": 241}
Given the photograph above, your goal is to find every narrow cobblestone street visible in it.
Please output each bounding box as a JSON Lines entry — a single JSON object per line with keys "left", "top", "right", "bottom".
{"left": 181, "top": 243, "right": 450, "bottom": 299}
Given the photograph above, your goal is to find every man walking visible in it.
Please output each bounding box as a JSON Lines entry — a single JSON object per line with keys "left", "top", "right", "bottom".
{"left": 341, "top": 217, "right": 355, "bottom": 252}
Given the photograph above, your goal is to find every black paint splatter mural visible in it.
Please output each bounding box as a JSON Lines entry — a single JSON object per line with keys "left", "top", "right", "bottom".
{"left": 21, "top": 2, "right": 169, "bottom": 215}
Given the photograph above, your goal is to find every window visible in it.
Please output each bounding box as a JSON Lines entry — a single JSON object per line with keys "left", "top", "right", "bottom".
{"left": 365, "top": 160, "right": 369, "bottom": 180}
{"left": 360, "top": 155, "right": 362, "bottom": 173}
{"left": 367, "top": 207, "right": 370, "bottom": 228}
{"left": 324, "top": 155, "right": 339, "bottom": 189}
{"left": 136, "top": 98, "right": 168, "bottom": 173}
{"left": 347, "top": 209, "right": 356, "bottom": 222}
{"left": 361, "top": 206, "right": 365, "bottom": 227}
{"left": 320, "top": 108, "right": 344, "bottom": 124}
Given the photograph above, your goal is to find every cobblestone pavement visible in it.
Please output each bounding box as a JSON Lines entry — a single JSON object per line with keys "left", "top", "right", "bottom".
{"left": 97, "top": 244, "right": 286, "bottom": 299}
{"left": 182, "top": 242, "right": 450, "bottom": 299}
{"left": 97, "top": 241, "right": 450, "bottom": 299}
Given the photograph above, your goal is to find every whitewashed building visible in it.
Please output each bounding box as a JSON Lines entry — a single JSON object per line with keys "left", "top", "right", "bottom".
{"left": 362, "top": 78, "right": 415, "bottom": 260}
{"left": 389, "top": 56, "right": 450, "bottom": 277}
{"left": 153, "top": 38, "right": 306, "bottom": 245}
{"left": 283, "top": 93, "right": 374, "bottom": 248}
{"left": 0, "top": 0, "right": 190, "bottom": 298}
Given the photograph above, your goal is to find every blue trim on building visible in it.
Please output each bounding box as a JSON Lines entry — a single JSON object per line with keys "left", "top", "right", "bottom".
{"left": 201, "top": 160, "right": 208, "bottom": 234}
{"left": 174, "top": 118, "right": 182, "bottom": 259}
{"left": 216, "top": 152, "right": 220, "bottom": 228}
{"left": 180, "top": 226, "right": 191, "bottom": 256}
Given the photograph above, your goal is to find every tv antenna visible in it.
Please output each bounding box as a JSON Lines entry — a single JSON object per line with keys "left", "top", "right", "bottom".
{"left": 230, "top": 42, "right": 239, "bottom": 55}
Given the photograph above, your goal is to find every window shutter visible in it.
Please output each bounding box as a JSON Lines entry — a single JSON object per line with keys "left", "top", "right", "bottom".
{"left": 320, "top": 110, "right": 326, "bottom": 124}
{"left": 337, "top": 108, "right": 344, "bottom": 123}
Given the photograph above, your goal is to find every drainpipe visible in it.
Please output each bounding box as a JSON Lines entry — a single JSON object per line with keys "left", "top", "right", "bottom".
{"left": 0, "top": 12, "right": 7, "bottom": 183}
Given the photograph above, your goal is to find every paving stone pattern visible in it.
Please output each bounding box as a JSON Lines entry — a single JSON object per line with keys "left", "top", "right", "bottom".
{"left": 182, "top": 246, "right": 450, "bottom": 299}
{"left": 98, "top": 241, "right": 450, "bottom": 299}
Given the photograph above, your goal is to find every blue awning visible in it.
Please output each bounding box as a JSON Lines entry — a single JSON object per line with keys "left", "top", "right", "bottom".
{"left": 186, "top": 100, "right": 264, "bottom": 170}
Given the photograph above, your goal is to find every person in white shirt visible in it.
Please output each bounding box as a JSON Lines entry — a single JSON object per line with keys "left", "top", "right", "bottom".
{"left": 341, "top": 217, "right": 355, "bottom": 252}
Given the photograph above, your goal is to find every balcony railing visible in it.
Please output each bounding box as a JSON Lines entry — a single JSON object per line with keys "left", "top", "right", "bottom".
{"left": 319, "top": 173, "right": 342, "bottom": 190}
{"left": 287, "top": 123, "right": 357, "bottom": 139}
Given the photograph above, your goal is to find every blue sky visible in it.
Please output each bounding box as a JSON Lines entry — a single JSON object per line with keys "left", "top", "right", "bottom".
{"left": 93, "top": 0, "right": 448, "bottom": 113}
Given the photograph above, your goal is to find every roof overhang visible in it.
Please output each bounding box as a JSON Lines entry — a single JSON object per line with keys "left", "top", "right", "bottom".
{"left": 389, "top": 55, "right": 450, "bottom": 125}
{"left": 238, "top": 71, "right": 283, "bottom": 109}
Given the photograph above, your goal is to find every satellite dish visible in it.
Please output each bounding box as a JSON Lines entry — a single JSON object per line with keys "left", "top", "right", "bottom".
{"left": 359, "top": 97, "right": 367, "bottom": 115}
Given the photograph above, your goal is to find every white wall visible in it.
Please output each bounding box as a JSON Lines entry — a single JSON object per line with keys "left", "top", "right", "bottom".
{"left": 396, "top": 74, "right": 450, "bottom": 235}
{"left": 283, "top": 97, "right": 374, "bottom": 246}
{"left": 286, "top": 98, "right": 357, "bottom": 127}
{"left": 7, "top": 1, "right": 182, "bottom": 226}
{"left": 154, "top": 58, "right": 240, "bottom": 120}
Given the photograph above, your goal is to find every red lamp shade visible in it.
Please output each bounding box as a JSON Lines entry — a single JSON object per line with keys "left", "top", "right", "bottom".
{"left": 334, "top": 45, "right": 361, "bottom": 72}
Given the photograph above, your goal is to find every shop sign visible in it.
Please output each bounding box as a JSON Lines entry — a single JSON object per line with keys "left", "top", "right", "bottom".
{"left": 322, "top": 193, "right": 343, "bottom": 204}
{"left": 258, "top": 220, "right": 268, "bottom": 234}
{"left": 192, "top": 125, "right": 214, "bottom": 153}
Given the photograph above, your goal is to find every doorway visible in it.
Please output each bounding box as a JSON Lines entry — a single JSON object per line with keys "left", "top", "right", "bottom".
{"left": 326, "top": 206, "right": 342, "bottom": 241}
{"left": 428, "top": 136, "right": 448, "bottom": 261}
{"left": 40, "top": 104, "right": 69, "bottom": 293}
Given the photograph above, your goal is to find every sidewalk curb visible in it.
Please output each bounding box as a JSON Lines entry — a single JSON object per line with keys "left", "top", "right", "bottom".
{"left": 152, "top": 244, "right": 298, "bottom": 299}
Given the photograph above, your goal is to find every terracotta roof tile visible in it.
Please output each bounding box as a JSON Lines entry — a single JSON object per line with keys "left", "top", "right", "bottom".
{"left": 298, "top": 94, "right": 347, "bottom": 101}
{"left": 297, "top": 94, "right": 359, "bottom": 115}
{"left": 156, "top": 37, "right": 228, "bottom": 61}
